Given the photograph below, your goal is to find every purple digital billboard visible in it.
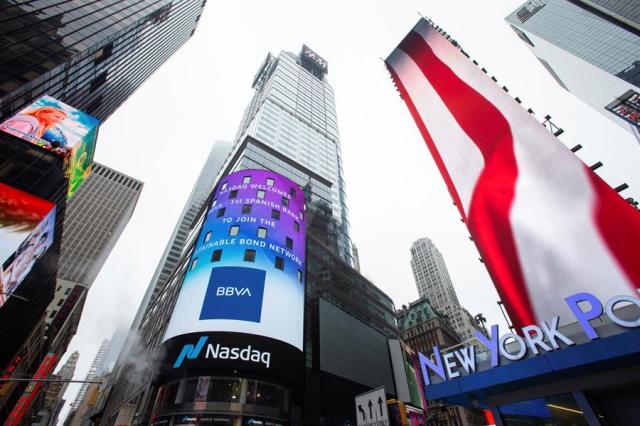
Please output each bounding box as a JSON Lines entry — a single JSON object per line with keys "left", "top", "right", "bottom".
{"left": 162, "top": 169, "right": 306, "bottom": 382}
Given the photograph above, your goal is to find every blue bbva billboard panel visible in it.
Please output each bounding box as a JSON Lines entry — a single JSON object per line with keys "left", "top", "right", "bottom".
{"left": 162, "top": 169, "right": 306, "bottom": 382}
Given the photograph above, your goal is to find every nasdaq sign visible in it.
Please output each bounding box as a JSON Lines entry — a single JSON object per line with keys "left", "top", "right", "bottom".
{"left": 162, "top": 170, "right": 307, "bottom": 382}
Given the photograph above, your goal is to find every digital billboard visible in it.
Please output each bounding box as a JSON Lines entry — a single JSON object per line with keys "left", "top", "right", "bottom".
{"left": 385, "top": 18, "right": 640, "bottom": 330}
{"left": 162, "top": 169, "right": 306, "bottom": 382}
{"left": 0, "top": 95, "right": 100, "bottom": 198}
{"left": 0, "top": 184, "right": 56, "bottom": 308}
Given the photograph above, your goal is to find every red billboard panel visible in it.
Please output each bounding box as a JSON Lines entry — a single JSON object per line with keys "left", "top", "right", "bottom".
{"left": 5, "top": 353, "right": 58, "bottom": 425}
{"left": 0, "top": 184, "right": 56, "bottom": 308}
{"left": 385, "top": 18, "right": 640, "bottom": 330}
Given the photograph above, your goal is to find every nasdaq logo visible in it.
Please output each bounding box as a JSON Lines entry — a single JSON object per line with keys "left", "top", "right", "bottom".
{"left": 206, "top": 343, "right": 271, "bottom": 368}
{"left": 200, "top": 267, "right": 265, "bottom": 322}
{"left": 173, "top": 336, "right": 207, "bottom": 368}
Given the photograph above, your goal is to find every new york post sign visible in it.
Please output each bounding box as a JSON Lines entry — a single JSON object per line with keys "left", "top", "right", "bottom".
{"left": 419, "top": 290, "right": 640, "bottom": 385}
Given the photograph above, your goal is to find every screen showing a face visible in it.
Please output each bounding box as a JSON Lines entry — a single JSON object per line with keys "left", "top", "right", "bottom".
{"left": 0, "top": 95, "right": 100, "bottom": 198}
{"left": 0, "top": 184, "right": 56, "bottom": 308}
{"left": 162, "top": 169, "right": 307, "bottom": 381}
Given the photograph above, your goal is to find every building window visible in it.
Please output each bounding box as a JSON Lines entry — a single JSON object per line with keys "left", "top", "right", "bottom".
{"left": 286, "top": 237, "right": 293, "bottom": 249}
{"left": 257, "top": 227, "right": 267, "bottom": 239}
{"left": 282, "top": 197, "right": 289, "bottom": 208}
{"left": 297, "top": 269, "right": 303, "bottom": 283}
{"left": 266, "top": 178, "right": 274, "bottom": 186}
{"left": 243, "top": 176, "right": 251, "bottom": 184}
{"left": 49, "top": 310, "right": 57, "bottom": 318}
{"left": 229, "top": 225, "right": 239, "bottom": 236}
{"left": 216, "top": 207, "right": 226, "bottom": 218}
{"left": 204, "top": 231, "right": 212, "bottom": 242}
{"left": 293, "top": 221, "right": 300, "bottom": 232}
{"left": 241, "top": 204, "right": 252, "bottom": 214}
{"left": 257, "top": 189, "right": 266, "bottom": 199}
{"left": 57, "top": 298, "right": 64, "bottom": 306}
{"left": 275, "top": 256, "right": 284, "bottom": 270}
{"left": 244, "top": 249, "right": 256, "bottom": 262}
{"left": 229, "top": 190, "right": 238, "bottom": 199}
{"left": 94, "top": 42, "right": 113, "bottom": 64}
{"left": 90, "top": 72, "right": 107, "bottom": 91}
{"left": 271, "top": 209, "right": 280, "bottom": 220}
{"left": 191, "top": 258, "right": 199, "bottom": 270}
{"left": 212, "top": 249, "right": 222, "bottom": 262}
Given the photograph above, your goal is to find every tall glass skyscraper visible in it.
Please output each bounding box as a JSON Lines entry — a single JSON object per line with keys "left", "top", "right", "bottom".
{"left": 0, "top": 0, "right": 206, "bottom": 121}
{"left": 221, "top": 46, "right": 353, "bottom": 264}
{"left": 506, "top": 0, "right": 640, "bottom": 142}
{"left": 0, "top": 2, "right": 205, "bottom": 422}
{"left": 102, "top": 45, "right": 398, "bottom": 426}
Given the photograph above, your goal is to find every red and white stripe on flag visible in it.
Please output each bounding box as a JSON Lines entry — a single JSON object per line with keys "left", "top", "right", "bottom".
{"left": 385, "top": 18, "right": 640, "bottom": 330}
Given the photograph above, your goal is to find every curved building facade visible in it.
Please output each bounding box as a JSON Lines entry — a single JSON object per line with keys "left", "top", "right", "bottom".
{"left": 148, "top": 169, "right": 306, "bottom": 425}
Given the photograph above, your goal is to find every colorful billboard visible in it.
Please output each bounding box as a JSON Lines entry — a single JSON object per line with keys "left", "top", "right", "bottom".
{"left": 0, "top": 184, "right": 56, "bottom": 308}
{"left": 385, "top": 19, "right": 640, "bottom": 330}
{"left": 162, "top": 169, "right": 306, "bottom": 382}
{"left": 0, "top": 183, "right": 56, "bottom": 307}
{"left": 0, "top": 95, "right": 100, "bottom": 198}
{"left": 6, "top": 353, "right": 58, "bottom": 425}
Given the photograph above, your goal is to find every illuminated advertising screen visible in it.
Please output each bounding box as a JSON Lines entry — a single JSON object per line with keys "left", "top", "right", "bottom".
{"left": 0, "top": 184, "right": 56, "bottom": 308}
{"left": 386, "top": 18, "right": 640, "bottom": 330}
{"left": 162, "top": 169, "right": 306, "bottom": 382}
{"left": 401, "top": 342, "right": 426, "bottom": 410}
{"left": 0, "top": 95, "right": 99, "bottom": 198}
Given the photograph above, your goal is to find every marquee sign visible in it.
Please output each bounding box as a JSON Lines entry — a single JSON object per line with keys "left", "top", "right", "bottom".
{"left": 419, "top": 290, "right": 640, "bottom": 385}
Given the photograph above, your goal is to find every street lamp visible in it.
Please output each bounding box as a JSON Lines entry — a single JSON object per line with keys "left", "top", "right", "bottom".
{"left": 497, "top": 301, "right": 515, "bottom": 332}
{"left": 474, "top": 313, "right": 488, "bottom": 336}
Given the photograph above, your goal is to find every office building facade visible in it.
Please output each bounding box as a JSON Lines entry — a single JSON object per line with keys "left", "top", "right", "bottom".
{"left": 410, "top": 238, "right": 480, "bottom": 343}
{"left": 0, "top": 0, "right": 206, "bottom": 122}
{"left": 396, "top": 299, "right": 484, "bottom": 426}
{"left": 396, "top": 298, "right": 460, "bottom": 353}
{"left": 506, "top": 0, "right": 640, "bottom": 142}
{"left": 66, "top": 339, "right": 111, "bottom": 425}
{"left": 47, "top": 163, "right": 142, "bottom": 363}
{"left": 102, "top": 46, "right": 398, "bottom": 425}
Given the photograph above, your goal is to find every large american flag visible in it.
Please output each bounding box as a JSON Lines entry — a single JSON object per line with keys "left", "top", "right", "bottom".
{"left": 386, "top": 18, "right": 640, "bottom": 329}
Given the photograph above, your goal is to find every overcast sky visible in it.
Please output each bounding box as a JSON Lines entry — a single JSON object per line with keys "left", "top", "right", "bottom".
{"left": 57, "top": 0, "right": 640, "bottom": 422}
